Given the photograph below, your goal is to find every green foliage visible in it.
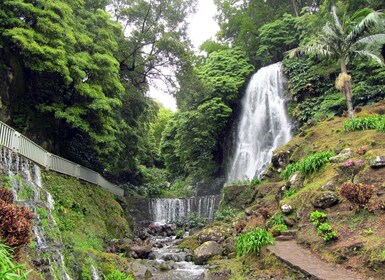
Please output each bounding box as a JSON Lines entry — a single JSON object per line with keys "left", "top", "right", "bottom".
{"left": 309, "top": 211, "right": 338, "bottom": 242}
{"left": 173, "top": 212, "right": 207, "bottom": 228}
{"left": 196, "top": 47, "right": 254, "bottom": 105}
{"left": 343, "top": 115, "right": 385, "bottom": 132}
{"left": 0, "top": 243, "right": 30, "bottom": 280}
{"left": 256, "top": 14, "right": 300, "bottom": 65}
{"left": 310, "top": 210, "right": 327, "bottom": 227}
{"left": 269, "top": 214, "right": 285, "bottom": 227}
{"left": 161, "top": 98, "right": 232, "bottom": 179}
{"left": 104, "top": 270, "right": 134, "bottom": 280}
{"left": 269, "top": 224, "right": 288, "bottom": 236}
{"left": 236, "top": 228, "right": 274, "bottom": 257}
{"left": 214, "top": 207, "right": 237, "bottom": 222}
{"left": 282, "top": 151, "right": 334, "bottom": 180}
{"left": 283, "top": 189, "right": 297, "bottom": 198}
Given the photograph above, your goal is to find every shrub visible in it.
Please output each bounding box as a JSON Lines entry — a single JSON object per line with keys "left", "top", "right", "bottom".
{"left": 215, "top": 207, "right": 237, "bottom": 221}
{"left": 269, "top": 214, "right": 285, "bottom": 227}
{"left": 283, "top": 189, "right": 297, "bottom": 198}
{"left": 104, "top": 270, "right": 134, "bottom": 280}
{"left": 269, "top": 224, "right": 288, "bottom": 237}
{"left": 0, "top": 200, "right": 34, "bottom": 251}
{"left": 310, "top": 210, "right": 327, "bottom": 227}
{"left": 0, "top": 187, "right": 14, "bottom": 204}
{"left": 0, "top": 243, "right": 30, "bottom": 279}
{"left": 282, "top": 151, "right": 333, "bottom": 180}
{"left": 236, "top": 228, "right": 274, "bottom": 256}
{"left": 340, "top": 182, "right": 374, "bottom": 210}
{"left": 343, "top": 115, "right": 385, "bottom": 132}
{"left": 309, "top": 211, "right": 338, "bottom": 242}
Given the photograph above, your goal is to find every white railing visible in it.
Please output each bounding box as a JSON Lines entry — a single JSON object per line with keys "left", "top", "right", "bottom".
{"left": 0, "top": 121, "right": 124, "bottom": 197}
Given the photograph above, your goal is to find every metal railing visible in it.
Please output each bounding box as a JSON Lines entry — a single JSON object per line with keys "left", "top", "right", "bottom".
{"left": 0, "top": 121, "right": 124, "bottom": 197}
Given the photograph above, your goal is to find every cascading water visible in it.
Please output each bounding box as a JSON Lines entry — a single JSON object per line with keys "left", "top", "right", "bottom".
{"left": 227, "top": 62, "right": 292, "bottom": 183}
{"left": 149, "top": 195, "right": 220, "bottom": 224}
{"left": 1, "top": 147, "right": 72, "bottom": 279}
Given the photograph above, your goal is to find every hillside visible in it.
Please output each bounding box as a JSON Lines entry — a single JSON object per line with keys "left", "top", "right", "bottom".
{"left": 179, "top": 101, "right": 385, "bottom": 279}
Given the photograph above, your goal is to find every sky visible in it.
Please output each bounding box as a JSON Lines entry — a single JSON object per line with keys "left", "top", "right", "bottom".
{"left": 148, "top": 0, "right": 219, "bottom": 111}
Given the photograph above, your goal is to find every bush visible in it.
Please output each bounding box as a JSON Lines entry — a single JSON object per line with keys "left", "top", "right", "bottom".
{"left": 104, "top": 270, "right": 134, "bottom": 280}
{"left": 343, "top": 115, "right": 385, "bottom": 132}
{"left": 309, "top": 211, "right": 338, "bottom": 242}
{"left": 283, "top": 189, "right": 297, "bottom": 198}
{"left": 0, "top": 243, "right": 30, "bottom": 279}
{"left": 269, "top": 214, "right": 285, "bottom": 227}
{"left": 0, "top": 200, "right": 34, "bottom": 253}
{"left": 0, "top": 187, "right": 14, "bottom": 204}
{"left": 236, "top": 228, "right": 274, "bottom": 256}
{"left": 310, "top": 210, "right": 327, "bottom": 227}
{"left": 340, "top": 182, "right": 374, "bottom": 210}
{"left": 282, "top": 151, "right": 334, "bottom": 180}
{"left": 214, "top": 207, "right": 237, "bottom": 221}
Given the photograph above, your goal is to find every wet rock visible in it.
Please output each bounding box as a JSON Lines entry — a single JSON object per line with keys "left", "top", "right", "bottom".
{"left": 311, "top": 192, "right": 339, "bottom": 209}
{"left": 369, "top": 156, "right": 385, "bottom": 168}
{"left": 223, "top": 237, "right": 236, "bottom": 256}
{"left": 329, "top": 148, "right": 353, "bottom": 163}
{"left": 197, "top": 227, "right": 227, "bottom": 244}
{"left": 128, "top": 244, "right": 152, "bottom": 259}
{"left": 159, "top": 260, "right": 175, "bottom": 271}
{"left": 193, "top": 241, "right": 222, "bottom": 264}
{"left": 281, "top": 204, "right": 293, "bottom": 214}
{"left": 129, "top": 262, "right": 153, "bottom": 279}
{"left": 204, "top": 269, "right": 231, "bottom": 280}
{"left": 272, "top": 149, "right": 292, "bottom": 169}
{"left": 185, "top": 254, "right": 193, "bottom": 262}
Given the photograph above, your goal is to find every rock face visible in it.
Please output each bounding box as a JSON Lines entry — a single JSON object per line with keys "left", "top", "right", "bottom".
{"left": 311, "top": 192, "right": 339, "bottom": 209}
{"left": 369, "top": 156, "right": 385, "bottom": 168}
{"left": 329, "top": 148, "right": 353, "bottom": 163}
{"left": 193, "top": 241, "right": 222, "bottom": 264}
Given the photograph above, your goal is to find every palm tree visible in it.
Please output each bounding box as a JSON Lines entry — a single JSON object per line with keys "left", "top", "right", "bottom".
{"left": 288, "top": 6, "right": 385, "bottom": 119}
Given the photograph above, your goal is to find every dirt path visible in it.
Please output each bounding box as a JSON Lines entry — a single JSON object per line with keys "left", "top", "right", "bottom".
{"left": 267, "top": 241, "right": 364, "bottom": 280}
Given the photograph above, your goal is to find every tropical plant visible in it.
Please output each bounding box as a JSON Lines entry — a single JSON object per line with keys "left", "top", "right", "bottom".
{"left": 309, "top": 211, "right": 338, "bottom": 242}
{"left": 0, "top": 243, "right": 30, "bottom": 280}
{"left": 288, "top": 6, "right": 385, "bottom": 119}
{"left": 236, "top": 228, "right": 274, "bottom": 257}
{"left": 282, "top": 151, "right": 334, "bottom": 180}
{"left": 343, "top": 115, "right": 385, "bottom": 132}
{"left": 310, "top": 210, "right": 327, "bottom": 227}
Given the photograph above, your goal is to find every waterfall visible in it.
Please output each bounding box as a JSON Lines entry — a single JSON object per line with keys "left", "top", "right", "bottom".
{"left": 149, "top": 195, "right": 220, "bottom": 224}
{"left": 227, "top": 62, "right": 291, "bottom": 183}
{"left": 1, "top": 147, "right": 72, "bottom": 279}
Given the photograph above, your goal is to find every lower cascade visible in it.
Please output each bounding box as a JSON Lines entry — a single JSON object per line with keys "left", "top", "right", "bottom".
{"left": 227, "top": 62, "right": 292, "bottom": 183}
{"left": 149, "top": 195, "right": 220, "bottom": 224}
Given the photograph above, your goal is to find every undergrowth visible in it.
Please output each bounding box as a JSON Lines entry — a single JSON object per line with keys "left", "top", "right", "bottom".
{"left": 343, "top": 115, "right": 385, "bottom": 132}
{"left": 236, "top": 228, "right": 274, "bottom": 256}
{"left": 282, "top": 151, "right": 334, "bottom": 180}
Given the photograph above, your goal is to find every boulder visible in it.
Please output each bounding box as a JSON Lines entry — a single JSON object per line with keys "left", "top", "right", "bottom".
{"left": 281, "top": 204, "right": 293, "bottom": 214}
{"left": 159, "top": 260, "right": 175, "bottom": 271}
{"left": 272, "top": 149, "right": 292, "bottom": 169}
{"left": 311, "top": 192, "right": 339, "bottom": 209}
{"left": 128, "top": 244, "right": 152, "bottom": 259}
{"left": 129, "top": 262, "right": 152, "bottom": 279}
{"left": 197, "top": 227, "right": 227, "bottom": 244}
{"left": 321, "top": 181, "right": 336, "bottom": 191}
{"left": 193, "top": 241, "right": 222, "bottom": 264}
{"left": 369, "top": 156, "right": 385, "bottom": 168}
{"left": 329, "top": 148, "right": 353, "bottom": 163}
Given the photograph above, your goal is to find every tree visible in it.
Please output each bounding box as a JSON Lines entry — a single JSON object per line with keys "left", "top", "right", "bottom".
{"left": 288, "top": 6, "right": 385, "bottom": 119}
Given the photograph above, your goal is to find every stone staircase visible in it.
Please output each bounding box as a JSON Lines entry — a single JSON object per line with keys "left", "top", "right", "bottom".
{"left": 275, "top": 229, "right": 297, "bottom": 241}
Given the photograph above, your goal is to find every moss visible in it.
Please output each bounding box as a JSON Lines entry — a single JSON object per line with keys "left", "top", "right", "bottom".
{"left": 178, "top": 235, "right": 200, "bottom": 252}
{"left": 221, "top": 184, "right": 254, "bottom": 210}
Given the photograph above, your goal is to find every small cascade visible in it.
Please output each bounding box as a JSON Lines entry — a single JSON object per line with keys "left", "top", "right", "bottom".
{"left": 149, "top": 195, "right": 220, "bottom": 224}
{"left": 1, "top": 147, "right": 72, "bottom": 279}
{"left": 227, "top": 62, "right": 292, "bottom": 183}
{"left": 91, "top": 264, "right": 100, "bottom": 280}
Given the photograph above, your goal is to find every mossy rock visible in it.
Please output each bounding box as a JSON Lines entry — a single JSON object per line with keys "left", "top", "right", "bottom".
{"left": 221, "top": 184, "right": 254, "bottom": 210}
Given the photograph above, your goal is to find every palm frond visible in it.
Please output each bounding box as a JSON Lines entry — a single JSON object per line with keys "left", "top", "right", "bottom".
{"left": 353, "top": 50, "right": 384, "bottom": 65}
{"left": 353, "top": 33, "right": 385, "bottom": 47}
{"left": 331, "top": 6, "right": 342, "bottom": 31}
{"left": 346, "top": 10, "right": 384, "bottom": 44}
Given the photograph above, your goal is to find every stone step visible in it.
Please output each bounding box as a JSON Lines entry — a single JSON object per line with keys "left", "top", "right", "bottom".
{"left": 267, "top": 241, "right": 363, "bottom": 280}
{"left": 281, "top": 230, "right": 297, "bottom": 237}
{"left": 276, "top": 235, "right": 295, "bottom": 241}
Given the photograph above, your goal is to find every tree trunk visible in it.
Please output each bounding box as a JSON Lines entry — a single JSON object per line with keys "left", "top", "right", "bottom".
{"left": 340, "top": 60, "right": 354, "bottom": 119}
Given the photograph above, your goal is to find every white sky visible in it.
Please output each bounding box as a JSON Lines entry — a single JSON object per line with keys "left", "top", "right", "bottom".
{"left": 148, "top": 0, "right": 219, "bottom": 111}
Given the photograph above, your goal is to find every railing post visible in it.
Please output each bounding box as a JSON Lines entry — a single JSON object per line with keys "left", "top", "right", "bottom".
{"left": 45, "top": 153, "right": 51, "bottom": 171}
{"left": 12, "top": 131, "right": 20, "bottom": 152}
